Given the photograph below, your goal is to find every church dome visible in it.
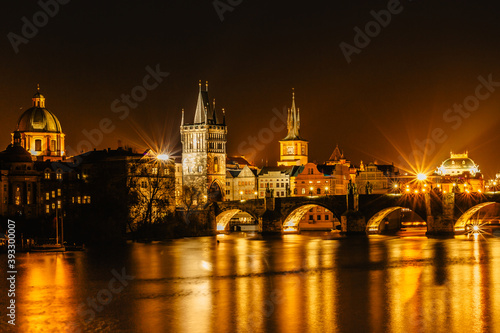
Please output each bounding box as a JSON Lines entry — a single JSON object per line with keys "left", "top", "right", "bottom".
{"left": 436, "top": 152, "right": 479, "bottom": 176}
{"left": 16, "top": 88, "right": 62, "bottom": 133}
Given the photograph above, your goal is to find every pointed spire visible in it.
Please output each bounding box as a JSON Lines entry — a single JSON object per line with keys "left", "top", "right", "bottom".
{"left": 206, "top": 81, "right": 209, "bottom": 91}
{"left": 181, "top": 108, "right": 185, "bottom": 126}
{"left": 222, "top": 108, "right": 226, "bottom": 125}
{"left": 211, "top": 98, "right": 218, "bottom": 124}
{"left": 283, "top": 88, "right": 301, "bottom": 140}
{"left": 194, "top": 80, "right": 207, "bottom": 124}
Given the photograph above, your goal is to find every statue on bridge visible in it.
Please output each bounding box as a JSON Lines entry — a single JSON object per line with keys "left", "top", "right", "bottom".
{"left": 365, "top": 181, "right": 373, "bottom": 195}
{"left": 348, "top": 179, "right": 357, "bottom": 195}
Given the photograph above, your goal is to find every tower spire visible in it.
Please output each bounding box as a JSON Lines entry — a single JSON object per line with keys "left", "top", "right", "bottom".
{"left": 283, "top": 88, "right": 301, "bottom": 140}
{"left": 222, "top": 108, "right": 226, "bottom": 125}
{"left": 181, "top": 108, "right": 185, "bottom": 126}
{"left": 194, "top": 80, "right": 207, "bottom": 124}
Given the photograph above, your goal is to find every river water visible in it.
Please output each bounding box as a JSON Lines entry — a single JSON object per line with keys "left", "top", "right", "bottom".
{"left": 1, "top": 231, "right": 500, "bottom": 333}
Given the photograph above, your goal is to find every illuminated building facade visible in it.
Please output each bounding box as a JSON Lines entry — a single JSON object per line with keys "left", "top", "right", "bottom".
{"left": 318, "top": 145, "right": 356, "bottom": 195}
{"left": 435, "top": 152, "right": 483, "bottom": 193}
{"left": 258, "top": 166, "right": 300, "bottom": 198}
{"left": 278, "top": 90, "right": 308, "bottom": 166}
{"left": 14, "top": 87, "right": 66, "bottom": 161}
{"left": 356, "top": 162, "right": 399, "bottom": 194}
{"left": 180, "top": 82, "right": 227, "bottom": 203}
{"left": 225, "top": 165, "right": 258, "bottom": 201}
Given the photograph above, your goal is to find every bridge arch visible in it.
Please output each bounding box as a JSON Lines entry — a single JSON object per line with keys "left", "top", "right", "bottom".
{"left": 454, "top": 202, "right": 500, "bottom": 232}
{"left": 216, "top": 209, "right": 258, "bottom": 232}
{"left": 282, "top": 203, "right": 341, "bottom": 232}
{"left": 366, "top": 206, "right": 425, "bottom": 234}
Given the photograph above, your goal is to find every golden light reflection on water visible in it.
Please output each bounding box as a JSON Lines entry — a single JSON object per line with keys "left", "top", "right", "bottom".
{"left": 16, "top": 253, "right": 81, "bottom": 332}
{"left": 8, "top": 235, "right": 500, "bottom": 332}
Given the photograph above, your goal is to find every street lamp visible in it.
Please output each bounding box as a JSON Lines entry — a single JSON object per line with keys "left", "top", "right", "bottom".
{"left": 157, "top": 154, "right": 170, "bottom": 161}
{"left": 417, "top": 173, "right": 427, "bottom": 181}
{"left": 254, "top": 191, "right": 257, "bottom": 199}
{"left": 309, "top": 186, "right": 313, "bottom": 196}
{"left": 325, "top": 186, "right": 329, "bottom": 195}
{"left": 240, "top": 191, "right": 243, "bottom": 200}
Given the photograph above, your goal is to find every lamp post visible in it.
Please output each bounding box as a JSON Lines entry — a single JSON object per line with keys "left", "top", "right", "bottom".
{"left": 240, "top": 191, "right": 243, "bottom": 200}
{"left": 325, "top": 186, "right": 329, "bottom": 196}
{"left": 309, "top": 186, "right": 313, "bottom": 197}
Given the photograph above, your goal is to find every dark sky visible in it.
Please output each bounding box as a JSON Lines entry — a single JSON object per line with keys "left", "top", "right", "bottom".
{"left": 2, "top": 0, "right": 500, "bottom": 177}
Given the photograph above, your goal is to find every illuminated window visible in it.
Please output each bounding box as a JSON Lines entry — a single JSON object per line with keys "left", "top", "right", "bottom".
{"left": 57, "top": 189, "right": 61, "bottom": 196}
{"left": 57, "top": 201, "right": 61, "bottom": 209}
{"left": 152, "top": 167, "right": 158, "bottom": 175}
{"left": 87, "top": 196, "right": 91, "bottom": 204}
{"left": 46, "top": 193, "right": 50, "bottom": 200}
{"left": 45, "top": 172, "right": 50, "bottom": 179}
{"left": 46, "top": 205, "right": 50, "bottom": 213}
{"left": 302, "top": 188, "right": 305, "bottom": 194}
{"left": 52, "top": 191, "right": 55, "bottom": 198}
{"left": 52, "top": 203, "right": 55, "bottom": 209}
{"left": 50, "top": 140, "right": 56, "bottom": 151}
{"left": 35, "top": 139, "right": 42, "bottom": 152}
{"left": 56, "top": 169, "right": 62, "bottom": 180}
{"left": 77, "top": 197, "right": 81, "bottom": 204}
{"left": 72, "top": 197, "right": 75, "bottom": 203}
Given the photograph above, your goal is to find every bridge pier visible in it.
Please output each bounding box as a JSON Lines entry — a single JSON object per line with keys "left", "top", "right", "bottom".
{"left": 426, "top": 193, "right": 454, "bottom": 237}
{"left": 341, "top": 210, "right": 366, "bottom": 235}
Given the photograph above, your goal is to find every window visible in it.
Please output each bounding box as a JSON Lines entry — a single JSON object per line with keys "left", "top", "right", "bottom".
{"left": 46, "top": 205, "right": 50, "bottom": 213}
{"left": 77, "top": 197, "right": 81, "bottom": 204}
{"left": 56, "top": 169, "right": 62, "bottom": 180}
{"left": 302, "top": 188, "right": 306, "bottom": 194}
{"left": 50, "top": 140, "right": 56, "bottom": 151}
{"left": 35, "top": 139, "right": 42, "bottom": 151}
{"left": 57, "top": 201, "right": 61, "bottom": 209}
{"left": 317, "top": 215, "right": 321, "bottom": 220}
{"left": 325, "top": 215, "right": 330, "bottom": 221}
{"left": 317, "top": 188, "right": 321, "bottom": 195}
{"left": 152, "top": 167, "right": 158, "bottom": 175}
{"left": 214, "top": 157, "right": 218, "bottom": 172}
{"left": 52, "top": 191, "right": 55, "bottom": 198}
{"left": 52, "top": 203, "right": 55, "bottom": 209}
{"left": 45, "top": 172, "right": 50, "bottom": 179}
{"left": 198, "top": 166, "right": 203, "bottom": 173}
{"left": 309, "top": 215, "right": 314, "bottom": 220}
{"left": 57, "top": 189, "right": 61, "bottom": 196}
{"left": 46, "top": 193, "right": 50, "bottom": 200}
{"left": 294, "top": 188, "right": 297, "bottom": 195}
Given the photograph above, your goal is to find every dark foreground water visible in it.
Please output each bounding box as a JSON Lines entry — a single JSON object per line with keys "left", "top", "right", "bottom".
{"left": 2, "top": 231, "right": 500, "bottom": 333}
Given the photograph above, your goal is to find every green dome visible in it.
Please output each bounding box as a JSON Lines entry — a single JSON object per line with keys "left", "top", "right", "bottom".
{"left": 16, "top": 89, "right": 62, "bottom": 133}
{"left": 17, "top": 107, "right": 62, "bottom": 133}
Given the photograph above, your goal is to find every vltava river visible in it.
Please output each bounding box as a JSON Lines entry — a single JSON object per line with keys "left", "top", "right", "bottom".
{"left": 2, "top": 231, "right": 500, "bottom": 333}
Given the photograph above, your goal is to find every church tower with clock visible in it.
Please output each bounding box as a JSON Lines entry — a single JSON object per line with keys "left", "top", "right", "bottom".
{"left": 277, "top": 89, "right": 308, "bottom": 166}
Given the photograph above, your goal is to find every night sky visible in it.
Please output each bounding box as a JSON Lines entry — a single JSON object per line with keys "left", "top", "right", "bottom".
{"left": 2, "top": 1, "right": 500, "bottom": 177}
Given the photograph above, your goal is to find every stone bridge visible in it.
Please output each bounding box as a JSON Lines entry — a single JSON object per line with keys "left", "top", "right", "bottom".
{"left": 212, "top": 192, "right": 500, "bottom": 236}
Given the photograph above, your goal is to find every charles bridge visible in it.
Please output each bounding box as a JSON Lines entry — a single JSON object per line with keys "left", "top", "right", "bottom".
{"left": 212, "top": 192, "right": 500, "bottom": 236}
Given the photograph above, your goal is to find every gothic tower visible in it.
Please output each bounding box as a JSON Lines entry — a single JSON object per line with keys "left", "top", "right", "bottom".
{"left": 180, "top": 81, "right": 227, "bottom": 203}
{"left": 278, "top": 89, "right": 308, "bottom": 166}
